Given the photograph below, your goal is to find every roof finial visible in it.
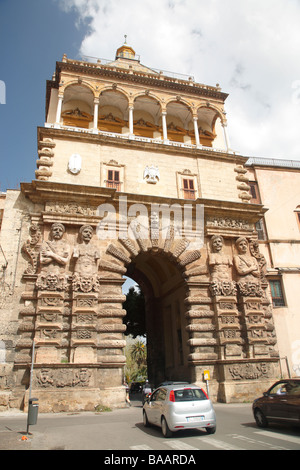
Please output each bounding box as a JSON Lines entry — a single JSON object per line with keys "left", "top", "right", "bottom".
{"left": 124, "top": 34, "right": 127, "bottom": 44}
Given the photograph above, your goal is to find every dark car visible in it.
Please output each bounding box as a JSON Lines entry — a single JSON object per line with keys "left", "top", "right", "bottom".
{"left": 252, "top": 379, "right": 300, "bottom": 428}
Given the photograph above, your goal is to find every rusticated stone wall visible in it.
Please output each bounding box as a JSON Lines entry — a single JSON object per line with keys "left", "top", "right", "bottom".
{"left": 0, "top": 190, "right": 280, "bottom": 411}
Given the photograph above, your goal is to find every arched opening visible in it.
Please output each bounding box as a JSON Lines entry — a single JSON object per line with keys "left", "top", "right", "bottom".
{"left": 196, "top": 106, "right": 221, "bottom": 147}
{"left": 62, "top": 84, "right": 94, "bottom": 128}
{"left": 122, "top": 277, "right": 147, "bottom": 395}
{"left": 163, "top": 100, "right": 193, "bottom": 143}
{"left": 98, "top": 89, "right": 129, "bottom": 134}
{"left": 123, "top": 250, "right": 190, "bottom": 387}
{"left": 133, "top": 95, "right": 162, "bottom": 138}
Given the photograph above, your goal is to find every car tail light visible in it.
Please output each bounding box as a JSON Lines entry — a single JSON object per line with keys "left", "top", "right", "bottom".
{"left": 201, "top": 388, "right": 209, "bottom": 399}
{"left": 169, "top": 390, "right": 175, "bottom": 402}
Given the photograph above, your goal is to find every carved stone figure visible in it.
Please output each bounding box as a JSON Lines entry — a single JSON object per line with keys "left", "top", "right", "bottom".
{"left": 209, "top": 235, "right": 232, "bottom": 282}
{"left": 143, "top": 165, "right": 160, "bottom": 184}
{"left": 22, "top": 224, "right": 42, "bottom": 274}
{"left": 208, "top": 235, "right": 236, "bottom": 296}
{"left": 40, "top": 223, "right": 70, "bottom": 270}
{"left": 73, "top": 225, "right": 100, "bottom": 292}
{"left": 36, "top": 223, "right": 70, "bottom": 291}
{"left": 234, "top": 238, "right": 260, "bottom": 281}
{"left": 234, "top": 237, "right": 263, "bottom": 297}
{"left": 249, "top": 239, "right": 267, "bottom": 282}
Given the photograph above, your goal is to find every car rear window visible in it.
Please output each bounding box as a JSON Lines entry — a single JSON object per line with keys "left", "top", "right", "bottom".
{"left": 174, "top": 388, "right": 207, "bottom": 401}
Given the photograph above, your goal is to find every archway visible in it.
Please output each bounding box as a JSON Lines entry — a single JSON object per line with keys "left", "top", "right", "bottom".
{"left": 62, "top": 84, "right": 94, "bottom": 128}
{"left": 124, "top": 250, "right": 190, "bottom": 386}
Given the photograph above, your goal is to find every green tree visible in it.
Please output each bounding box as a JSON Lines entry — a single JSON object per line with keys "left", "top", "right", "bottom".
{"left": 123, "top": 287, "right": 146, "bottom": 338}
{"left": 124, "top": 339, "right": 147, "bottom": 383}
{"left": 131, "top": 340, "right": 146, "bottom": 368}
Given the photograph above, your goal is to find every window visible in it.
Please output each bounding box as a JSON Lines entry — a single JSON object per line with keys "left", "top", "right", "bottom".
{"left": 106, "top": 170, "right": 121, "bottom": 191}
{"left": 255, "top": 218, "right": 267, "bottom": 240}
{"left": 174, "top": 388, "right": 207, "bottom": 401}
{"left": 157, "top": 389, "right": 167, "bottom": 401}
{"left": 249, "top": 181, "right": 261, "bottom": 204}
{"left": 102, "top": 161, "right": 125, "bottom": 192}
{"left": 268, "top": 381, "right": 300, "bottom": 396}
{"left": 269, "top": 279, "right": 286, "bottom": 307}
{"left": 177, "top": 171, "right": 199, "bottom": 200}
{"left": 150, "top": 389, "right": 166, "bottom": 402}
{"left": 183, "top": 178, "right": 196, "bottom": 200}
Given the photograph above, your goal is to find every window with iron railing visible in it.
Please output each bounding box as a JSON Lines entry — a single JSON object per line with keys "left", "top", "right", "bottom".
{"left": 106, "top": 170, "right": 121, "bottom": 191}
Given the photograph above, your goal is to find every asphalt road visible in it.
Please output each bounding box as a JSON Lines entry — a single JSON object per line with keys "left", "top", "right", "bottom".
{"left": 0, "top": 396, "right": 299, "bottom": 453}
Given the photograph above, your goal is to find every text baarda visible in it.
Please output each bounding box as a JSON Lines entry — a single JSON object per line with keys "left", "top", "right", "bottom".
{"left": 104, "top": 454, "right": 196, "bottom": 466}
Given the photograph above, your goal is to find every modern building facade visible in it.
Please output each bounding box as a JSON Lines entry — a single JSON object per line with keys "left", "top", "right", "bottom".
{"left": 0, "top": 42, "right": 294, "bottom": 412}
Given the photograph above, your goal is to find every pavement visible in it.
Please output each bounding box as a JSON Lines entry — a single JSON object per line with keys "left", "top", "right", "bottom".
{"left": 0, "top": 410, "right": 32, "bottom": 450}
{"left": 0, "top": 409, "right": 106, "bottom": 450}
{"left": 0, "top": 399, "right": 141, "bottom": 451}
{"left": 0, "top": 408, "right": 122, "bottom": 450}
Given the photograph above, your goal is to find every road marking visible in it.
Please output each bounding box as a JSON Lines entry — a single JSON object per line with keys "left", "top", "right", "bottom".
{"left": 164, "top": 439, "right": 199, "bottom": 450}
{"left": 130, "top": 444, "right": 153, "bottom": 450}
{"left": 254, "top": 430, "right": 300, "bottom": 446}
{"left": 197, "top": 437, "right": 245, "bottom": 450}
{"left": 229, "top": 433, "right": 287, "bottom": 450}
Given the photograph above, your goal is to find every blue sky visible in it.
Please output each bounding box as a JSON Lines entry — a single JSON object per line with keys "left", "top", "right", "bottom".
{"left": 0, "top": 0, "right": 86, "bottom": 191}
{"left": 1, "top": 0, "right": 300, "bottom": 192}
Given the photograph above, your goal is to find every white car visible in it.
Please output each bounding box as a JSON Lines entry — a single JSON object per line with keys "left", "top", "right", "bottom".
{"left": 143, "top": 383, "right": 216, "bottom": 437}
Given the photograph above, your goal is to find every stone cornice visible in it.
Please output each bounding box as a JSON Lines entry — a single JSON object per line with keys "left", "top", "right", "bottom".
{"left": 55, "top": 61, "right": 229, "bottom": 101}
{"left": 21, "top": 179, "right": 266, "bottom": 226}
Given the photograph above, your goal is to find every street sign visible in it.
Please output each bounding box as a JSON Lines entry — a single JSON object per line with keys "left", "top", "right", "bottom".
{"left": 203, "top": 370, "right": 210, "bottom": 381}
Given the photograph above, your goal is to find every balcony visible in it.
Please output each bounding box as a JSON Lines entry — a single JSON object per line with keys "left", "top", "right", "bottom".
{"left": 105, "top": 180, "right": 122, "bottom": 191}
{"left": 44, "top": 123, "right": 231, "bottom": 154}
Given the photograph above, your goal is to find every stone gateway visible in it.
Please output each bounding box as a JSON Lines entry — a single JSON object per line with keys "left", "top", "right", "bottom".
{"left": 0, "top": 43, "right": 280, "bottom": 412}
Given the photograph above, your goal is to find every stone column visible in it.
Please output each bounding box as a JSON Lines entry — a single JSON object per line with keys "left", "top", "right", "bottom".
{"left": 34, "top": 223, "right": 71, "bottom": 363}
{"left": 222, "top": 121, "right": 231, "bottom": 152}
{"left": 162, "top": 111, "right": 168, "bottom": 143}
{"left": 208, "top": 235, "right": 243, "bottom": 360}
{"left": 128, "top": 105, "right": 134, "bottom": 136}
{"left": 234, "top": 237, "right": 269, "bottom": 358}
{"left": 55, "top": 93, "right": 64, "bottom": 126}
{"left": 71, "top": 225, "right": 100, "bottom": 363}
{"left": 193, "top": 116, "right": 201, "bottom": 148}
{"left": 93, "top": 97, "right": 99, "bottom": 132}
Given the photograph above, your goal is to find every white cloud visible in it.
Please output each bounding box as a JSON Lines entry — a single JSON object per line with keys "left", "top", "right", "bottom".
{"left": 122, "top": 276, "right": 139, "bottom": 294}
{"left": 58, "top": 0, "right": 300, "bottom": 159}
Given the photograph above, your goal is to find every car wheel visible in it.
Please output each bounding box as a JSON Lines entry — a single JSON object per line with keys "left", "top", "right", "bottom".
{"left": 161, "top": 416, "right": 172, "bottom": 438}
{"left": 254, "top": 408, "right": 268, "bottom": 428}
{"left": 143, "top": 410, "right": 150, "bottom": 427}
{"left": 206, "top": 426, "right": 216, "bottom": 434}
